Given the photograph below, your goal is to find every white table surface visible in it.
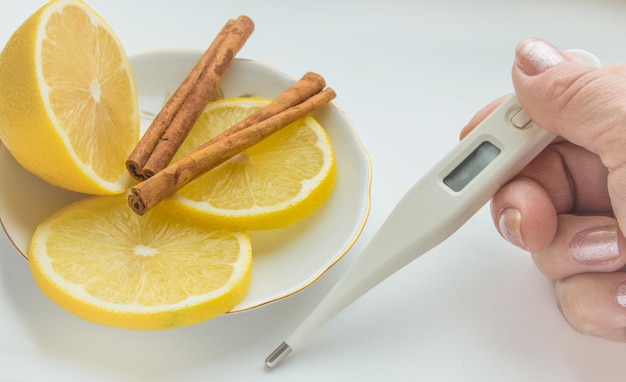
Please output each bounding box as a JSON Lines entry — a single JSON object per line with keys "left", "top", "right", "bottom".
{"left": 3, "top": 0, "right": 626, "bottom": 381}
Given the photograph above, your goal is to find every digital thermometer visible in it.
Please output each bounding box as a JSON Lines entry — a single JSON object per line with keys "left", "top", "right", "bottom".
{"left": 265, "top": 49, "right": 601, "bottom": 368}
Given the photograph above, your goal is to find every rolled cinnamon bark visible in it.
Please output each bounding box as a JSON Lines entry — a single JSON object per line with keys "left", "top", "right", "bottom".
{"left": 126, "top": 15, "right": 254, "bottom": 180}
{"left": 128, "top": 87, "right": 336, "bottom": 216}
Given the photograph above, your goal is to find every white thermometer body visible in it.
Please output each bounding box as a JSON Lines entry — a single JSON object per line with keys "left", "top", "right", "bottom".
{"left": 265, "top": 50, "right": 601, "bottom": 368}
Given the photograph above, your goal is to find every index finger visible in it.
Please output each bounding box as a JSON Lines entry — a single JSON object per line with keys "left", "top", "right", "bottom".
{"left": 460, "top": 94, "right": 510, "bottom": 139}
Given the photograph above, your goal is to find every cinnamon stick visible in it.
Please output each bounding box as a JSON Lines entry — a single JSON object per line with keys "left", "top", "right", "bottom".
{"left": 193, "top": 71, "right": 325, "bottom": 152}
{"left": 128, "top": 87, "right": 336, "bottom": 216}
{"left": 126, "top": 15, "right": 254, "bottom": 181}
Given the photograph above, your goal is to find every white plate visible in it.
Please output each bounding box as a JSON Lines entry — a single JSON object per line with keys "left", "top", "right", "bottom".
{"left": 0, "top": 49, "right": 372, "bottom": 313}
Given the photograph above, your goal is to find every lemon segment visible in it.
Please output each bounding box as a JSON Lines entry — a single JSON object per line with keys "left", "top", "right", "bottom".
{"left": 28, "top": 195, "right": 252, "bottom": 329}
{"left": 0, "top": 0, "right": 139, "bottom": 194}
{"left": 166, "top": 97, "right": 336, "bottom": 230}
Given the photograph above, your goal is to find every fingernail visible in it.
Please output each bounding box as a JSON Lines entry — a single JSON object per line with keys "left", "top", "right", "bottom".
{"left": 570, "top": 226, "right": 620, "bottom": 264}
{"left": 515, "top": 39, "right": 565, "bottom": 76}
{"left": 498, "top": 208, "right": 526, "bottom": 249}
{"left": 616, "top": 283, "right": 626, "bottom": 308}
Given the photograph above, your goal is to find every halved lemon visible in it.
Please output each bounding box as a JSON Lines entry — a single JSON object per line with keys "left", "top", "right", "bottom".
{"left": 165, "top": 97, "right": 336, "bottom": 230}
{"left": 28, "top": 194, "right": 252, "bottom": 329}
{"left": 0, "top": 0, "right": 139, "bottom": 194}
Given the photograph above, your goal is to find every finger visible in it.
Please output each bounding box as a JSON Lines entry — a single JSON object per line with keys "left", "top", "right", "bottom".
{"left": 461, "top": 59, "right": 626, "bottom": 144}
{"left": 531, "top": 214, "right": 626, "bottom": 280}
{"left": 491, "top": 142, "right": 611, "bottom": 252}
{"left": 463, "top": 44, "right": 626, "bottom": 144}
{"left": 460, "top": 94, "right": 510, "bottom": 139}
{"left": 556, "top": 272, "right": 626, "bottom": 342}
{"left": 517, "top": 142, "right": 610, "bottom": 214}
{"left": 461, "top": 60, "right": 626, "bottom": 140}
{"left": 513, "top": 39, "right": 626, "bottom": 162}
{"left": 491, "top": 176, "right": 556, "bottom": 252}
{"left": 604, "top": 63, "right": 626, "bottom": 78}
{"left": 512, "top": 39, "right": 626, "bottom": 224}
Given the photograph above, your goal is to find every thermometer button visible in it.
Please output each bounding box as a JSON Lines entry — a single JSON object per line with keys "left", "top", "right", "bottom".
{"left": 510, "top": 108, "right": 532, "bottom": 129}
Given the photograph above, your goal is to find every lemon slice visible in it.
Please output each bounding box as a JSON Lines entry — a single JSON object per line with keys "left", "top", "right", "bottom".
{"left": 0, "top": 0, "right": 139, "bottom": 194}
{"left": 166, "top": 97, "right": 336, "bottom": 230}
{"left": 28, "top": 194, "right": 252, "bottom": 329}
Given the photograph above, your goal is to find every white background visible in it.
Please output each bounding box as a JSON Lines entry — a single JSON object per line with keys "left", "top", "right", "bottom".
{"left": 2, "top": 0, "right": 626, "bottom": 381}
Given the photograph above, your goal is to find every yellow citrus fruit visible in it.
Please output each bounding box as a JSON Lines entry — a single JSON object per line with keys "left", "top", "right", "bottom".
{"left": 166, "top": 97, "right": 336, "bottom": 230}
{"left": 0, "top": 0, "right": 139, "bottom": 194}
{"left": 28, "top": 194, "right": 252, "bottom": 329}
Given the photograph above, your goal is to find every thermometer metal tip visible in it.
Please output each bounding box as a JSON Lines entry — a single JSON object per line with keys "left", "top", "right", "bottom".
{"left": 265, "top": 342, "right": 292, "bottom": 369}
{"left": 264, "top": 49, "right": 601, "bottom": 369}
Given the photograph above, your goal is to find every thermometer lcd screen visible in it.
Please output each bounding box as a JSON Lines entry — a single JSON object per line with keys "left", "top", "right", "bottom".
{"left": 443, "top": 141, "right": 501, "bottom": 192}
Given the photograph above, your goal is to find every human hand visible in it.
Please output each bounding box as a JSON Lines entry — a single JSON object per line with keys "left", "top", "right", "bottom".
{"left": 463, "top": 38, "right": 626, "bottom": 341}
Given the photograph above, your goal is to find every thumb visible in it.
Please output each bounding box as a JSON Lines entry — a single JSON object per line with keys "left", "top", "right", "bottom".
{"left": 512, "top": 38, "right": 626, "bottom": 223}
